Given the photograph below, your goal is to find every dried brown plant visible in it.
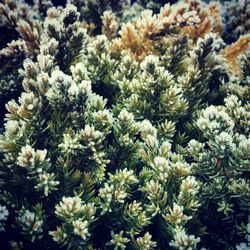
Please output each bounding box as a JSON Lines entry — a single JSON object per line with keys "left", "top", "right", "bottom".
{"left": 221, "top": 35, "right": 250, "bottom": 75}
{"left": 109, "top": 2, "right": 200, "bottom": 61}
{"left": 183, "top": 0, "right": 223, "bottom": 40}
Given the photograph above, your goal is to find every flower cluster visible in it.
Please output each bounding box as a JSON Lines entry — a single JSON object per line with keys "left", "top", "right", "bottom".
{"left": 236, "top": 221, "right": 250, "bottom": 250}
{"left": 222, "top": 0, "right": 250, "bottom": 43}
{"left": 0, "top": 205, "right": 9, "bottom": 232}
{"left": 50, "top": 196, "right": 96, "bottom": 247}
{"left": 186, "top": 97, "right": 250, "bottom": 246}
{"left": 15, "top": 204, "right": 45, "bottom": 242}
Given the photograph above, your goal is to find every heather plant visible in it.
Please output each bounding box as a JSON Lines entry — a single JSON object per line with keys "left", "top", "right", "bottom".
{"left": 0, "top": 1, "right": 250, "bottom": 250}
{"left": 109, "top": 34, "right": 226, "bottom": 149}
{"left": 0, "top": 0, "right": 125, "bottom": 125}
{"left": 0, "top": 30, "right": 202, "bottom": 250}
{"left": 0, "top": 0, "right": 45, "bottom": 125}
{"left": 182, "top": 48, "right": 250, "bottom": 248}
{"left": 84, "top": 5, "right": 228, "bottom": 148}
{"left": 221, "top": 0, "right": 250, "bottom": 44}
{"left": 185, "top": 105, "right": 250, "bottom": 248}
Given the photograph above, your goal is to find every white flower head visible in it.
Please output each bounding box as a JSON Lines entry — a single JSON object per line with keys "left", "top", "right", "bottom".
{"left": 55, "top": 196, "right": 83, "bottom": 219}
{"left": 152, "top": 156, "right": 170, "bottom": 181}
{"left": 140, "top": 120, "right": 157, "bottom": 139}
{"left": 165, "top": 203, "right": 191, "bottom": 225}
{"left": 179, "top": 176, "right": 199, "bottom": 196}
{"left": 0, "top": 205, "right": 9, "bottom": 222}
{"left": 72, "top": 219, "right": 89, "bottom": 240}
{"left": 17, "top": 145, "right": 47, "bottom": 168}
{"left": 160, "top": 141, "right": 172, "bottom": 156}
{"left": 49, "top": 227, "right": 67, "bottom": 242}
{"left": 17, "top": 209, "right": 44, "bottom": 238}
{"left": 140, "top": 55, "right": 159, "bottom": 71}
{"left": 236, "top": 242, "right": 250, "bottom": 250}
{"left": 118, "top": 109, "right": 134, "bottom": 123}
{"left": 99, "top": 183, "right": 115, "bottom": 204}
{"left": 108, "top": 231, "right": 130, "bottom": 249}
{"left": 35, "top": 172, "right": 59, "bottom": 196}
{"left": 188, "top": 140, "right": 204, "bottom": 154}
{"left": 170, "top": 228, "right": 200, "bottom": 249}
{"left": 70, "top": 62, "right": 89, "bottom": 81}
{"left": 68, "top": 80, "right": 91, "bottom": 102}
{"left": 58, "top": 133, "right": 83, "bottom": 155}
{"left": 197, "top": 106, "right": 234, "bottom": 137}
{"left": 48, "top": 70, "right": 73, "bottom": 99}
{"left": 136, "top": 232, "right": 157, "bottom": 249}
{"left": 0, "top": 205, "right": 9, "bottom": 230}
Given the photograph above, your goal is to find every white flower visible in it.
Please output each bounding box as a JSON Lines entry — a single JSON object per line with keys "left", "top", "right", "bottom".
{"left": 197, "top": 106, "right": 235, "bottom": 137}
{"left": 110, "top": 168, "right": 138, "bottom": 185}
{"left": 72, "top": 219, "right": 89, "bottom": 240}
{"left": 61, "top": 4, "right": 79, "bottom": 23}
{"left": 82, "top": 203, "right": 96, "bottom": 220}
{"left": 0, "top": 205, "right": 9, "bottom": 232}
{"left": 165, "top": 203, "right": 191, "bottom": 225}
{"left": 225, "top": 95, "right": 241, "bottom": 110}
{"left": 93, "top": 109, "right": 113, "bottom": 127}
{"left": 179, "top": 176, "right": 199, "bottom": 196}
{"left": 35, "top": 172, "right": 59, "bottom": 196}
{"left": 80, "top": 125, "right": 103, "bottom": 142}
{"left": 118, "top": 133, "right": 133, "bottom": 147}
{"left": 4, "top": 120, "right": 23, "bottom": 140}
{"left": 40, "top": 38, "right": 58, "bottom": 56}
{"left": 139, "top": 120, "right": 157, "bottom": 139}
{"left": 236, "top": 242, "right": 250, "bottom": 250}
{"left": 46, "top": 70, "right": 73, "bottom": 105}
{"left": 172, "top": 161, "right": 191, "bottom": 177}
{"left": 44, "top": 19, "right": 61, "bottom": 38}
{"left": 102, "top": 10, "right": 118, "bottom": 38}
{"left": 126, "top": 201, "right": 142, "bottom": 216}
{"left": 140, "top": 55, "right": 159, "bottom": 71}
{"left": 188, "top": 140, "right": 204, "bottom": 155}
{"left": 213, "top": 131, "right": 235, "bottom": 155}
{"left": 55, "top": 196, "right": 83, "bottom": 219}
{"left": 239, "top": 138, "right": 250, "bottom": 154}
{"left": 170, "top": 228, "right": 200, "bottom": 249}
{"left": 160, "top": 141, "right": 172, "bottom": 156}
{"left": 144, "top": 180, "right": 164, "bottom": 201}
{"left": 79, "top": 80, "right": 92, "bottom": 93}
{"left": 17, "top": 145, "right": 47, "bottom": 168}
{"left": 141, "top": 55, "right": 159, "bottom": 70}
{"left": 114, "top": 188, "right": 127, "bottom": 203}
{"left": 58, "top": 133, "right": 83, "bottom": 155}
{"left": 68, "top": 80, "right": 91, "bottom": 101}
{"left": 17, "top": 92, "right": 41, "bottom": 117}
{"left": 136, "top": 232, "right": 157, "bottom": 249}
{"left": 70, "top": 62, "right": 89, "bottom": 81}
{"left": 0, "top": 205, "right": 9, "bottom": 221}
{"left": 144, "top": 134, "right": 159, "bottom": 148}
{"left": 152, "top": 156, "right": 169, "bottom": 180}
{"left": 118, "top": 109, "right": 134, "bottom": 123}
{"left": 18, "top": 209, "right": 43, "bottom": 236}
{"left": 49, "top": 227, "right": 67, "bottom": 242}
{"left": 108, "top": 231, "right": 130, "bottom": 249}
{"left": 99, "top": 183, "right": 114, "bottom": 204}
{"left": 68, "top": 83, "right": 79, "bottom": 99}
{"left": 19, "top": 210, "right": 35, "bottom": 224}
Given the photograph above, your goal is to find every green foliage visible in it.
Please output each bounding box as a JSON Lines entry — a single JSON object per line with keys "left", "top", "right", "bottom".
{"left": 0, "top": 1, "right": 249, "bottom": 250}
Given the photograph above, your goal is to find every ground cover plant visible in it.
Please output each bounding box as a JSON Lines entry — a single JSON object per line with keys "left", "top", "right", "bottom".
{"left": 0, "top": 0, "right": 249, "bottom": 249}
